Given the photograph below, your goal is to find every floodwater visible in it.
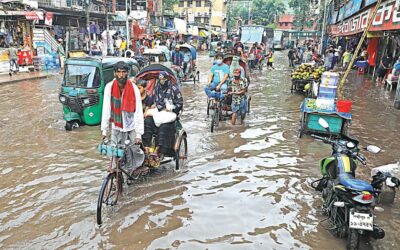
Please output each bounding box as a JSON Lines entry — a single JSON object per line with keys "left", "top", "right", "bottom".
{"left": 0, "top": 52, "right": 399, "bottom": 250}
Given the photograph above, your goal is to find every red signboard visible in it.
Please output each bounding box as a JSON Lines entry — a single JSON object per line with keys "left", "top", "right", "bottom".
{"left": 25, "top": 11, "right": 44, "bottom": 21}
{"left": 331, "top": 0, "right": 400, "bottom": 36}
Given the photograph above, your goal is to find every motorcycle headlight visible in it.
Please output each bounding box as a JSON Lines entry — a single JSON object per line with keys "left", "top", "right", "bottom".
{"left": 59, "top": 96, "right": 66, "bottom": 103}
{"left": 347, "top": 141, "right": 356, "bottom": 149}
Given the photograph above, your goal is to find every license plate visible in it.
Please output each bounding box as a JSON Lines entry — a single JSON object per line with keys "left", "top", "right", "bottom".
{"left": 349, "top": 210, "right": 373, "bottom": 231}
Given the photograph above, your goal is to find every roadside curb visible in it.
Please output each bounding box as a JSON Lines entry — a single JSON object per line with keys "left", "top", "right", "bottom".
{"left": 0, "top": 74, "right": 50, "bottom": 86}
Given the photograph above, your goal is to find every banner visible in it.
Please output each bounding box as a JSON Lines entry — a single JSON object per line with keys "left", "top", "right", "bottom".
{"left": 45, "top": 12, "right": 53, "bottom": 26}
{"left": 25, "top": 11, "right": 44, "bottom": 20}
{"left": 333, "top": 0, "right": 400, "bottom": 36}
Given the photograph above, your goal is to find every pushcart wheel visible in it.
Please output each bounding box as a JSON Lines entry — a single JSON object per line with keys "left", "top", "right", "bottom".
{"left": 299, "top": 113, "right": 305, "bottom": 138}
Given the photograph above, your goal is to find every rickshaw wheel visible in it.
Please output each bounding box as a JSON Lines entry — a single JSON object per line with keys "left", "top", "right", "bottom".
{"left": 175, "top": 134, "right": 187, "bottom": 171}
{"left": 207, "top": 99, "right": 211, "bottom": 116}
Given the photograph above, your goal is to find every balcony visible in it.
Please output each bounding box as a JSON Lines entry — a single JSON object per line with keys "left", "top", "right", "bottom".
{"left": 37, "top": 0, "right": 104, "bottom": 14}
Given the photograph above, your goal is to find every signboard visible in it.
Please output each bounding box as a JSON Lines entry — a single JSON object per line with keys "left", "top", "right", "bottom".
{"left": 365, "top": 0, "right": 378, "bottom": 7}
{"left": 25, "top": 11, "right": 44, "bottom": 20}
{"left": 338, "top": 6, "right": 345, "bottom": 22}
{"left": 333, "top": 0, "right": 400, "bottom": 35}
{"left": 344, "top": 1, "right": 353, "bottom": 19}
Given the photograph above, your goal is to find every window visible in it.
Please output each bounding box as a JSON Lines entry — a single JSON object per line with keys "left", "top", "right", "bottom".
{"left": 195, "top": 17, "right": 202, "bottom": 23}
{"left": 196, "top": 0, "right": 201, "bottom": 7}
{"left": 205, "top": 0, "right": 211, "bottom": 7}
{"left": 188, "top": 0, "right": 192, "bottom": 7}
{"left": 179, "top": 0, "right": 184, "bottom": 7}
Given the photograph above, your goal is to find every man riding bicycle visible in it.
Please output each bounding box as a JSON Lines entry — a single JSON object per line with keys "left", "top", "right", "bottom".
{"left": 204, "top": 53, "right": 230, "bottom": 100}
{"left": 101, "top": 61, "right": 145, "bottom": 172}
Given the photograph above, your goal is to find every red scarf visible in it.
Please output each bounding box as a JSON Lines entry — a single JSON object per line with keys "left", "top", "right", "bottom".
{"left": 110, "top": 79, "right": 136, "bottom": 128}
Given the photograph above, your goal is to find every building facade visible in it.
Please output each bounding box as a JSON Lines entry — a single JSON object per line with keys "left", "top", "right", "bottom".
{"left": 174, "top": 0, "right": 227, "bottom": 31}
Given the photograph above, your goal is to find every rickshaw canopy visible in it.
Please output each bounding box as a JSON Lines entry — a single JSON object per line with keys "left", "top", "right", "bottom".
{"left": 136, "top": 64, "right": 178, "bottom": 96}
{"left": 179, "top": 44, "right": 197, "bottom": 60}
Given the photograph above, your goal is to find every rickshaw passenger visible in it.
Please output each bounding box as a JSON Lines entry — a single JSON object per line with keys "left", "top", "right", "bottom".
{"left": 183, "top": 49, "right": 192, "bottom": 79}
{"left": 205, "top": 53, "right": 230, "bottom": 100}
{"left": 142, "top": 72, "right": 183, "bottom": 160}
{"left": 229, "top": 68, "right": 248, "bottom": 125}
{"left": 229, "top": 56, "right": 245, "bottom": 78}
{"left": 171, "top": 45, "right": 183, "bottom": 67}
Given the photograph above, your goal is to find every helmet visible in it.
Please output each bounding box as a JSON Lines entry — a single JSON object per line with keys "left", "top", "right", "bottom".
{"left": 114, "top": 61, "right": 129, "bottom": 71}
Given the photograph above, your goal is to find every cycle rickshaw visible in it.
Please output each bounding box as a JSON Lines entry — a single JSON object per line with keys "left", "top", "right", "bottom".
{"left": 206, "top": 54, "right": 251, "bottom": 132}
{"left": 176, "top": 44, "right": 200, "bottom": 84}
{"left": 96, "top": 63, "right": 187, "bottom": 225}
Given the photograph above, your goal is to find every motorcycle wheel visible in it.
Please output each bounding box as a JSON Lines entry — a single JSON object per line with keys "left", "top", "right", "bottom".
{"left": 346, "top": 229, "right": 360, "bottom": 250}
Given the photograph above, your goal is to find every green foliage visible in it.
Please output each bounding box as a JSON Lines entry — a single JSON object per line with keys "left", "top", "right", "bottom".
{"left": 164, "top": 0, "right": 179, "bottom": 10}
{"left": 289, "top": 0, "right": 312, "bottom": 30}
{"left": 251, "top": 0, "right": 286, "bottom": 26}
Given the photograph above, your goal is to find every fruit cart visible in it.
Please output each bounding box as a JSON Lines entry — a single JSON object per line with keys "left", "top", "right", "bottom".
{"left": 291, "top": 64, "right": 325, "bottom": 97}
{"left": 299, "top": 98, "right": 352, "bottom": 138}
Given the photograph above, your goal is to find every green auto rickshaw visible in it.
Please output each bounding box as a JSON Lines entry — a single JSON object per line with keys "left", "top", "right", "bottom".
{"left": 59, "top": 57, "right": 140, "bottom": 131}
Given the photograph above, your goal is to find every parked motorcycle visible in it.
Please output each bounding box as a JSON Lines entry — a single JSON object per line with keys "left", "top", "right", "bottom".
{"left": 310, "top": 118, "right": 400, "bottom": 250}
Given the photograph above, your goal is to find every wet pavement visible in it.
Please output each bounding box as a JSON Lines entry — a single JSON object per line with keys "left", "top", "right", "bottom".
{"left": 0, "top": 52, "right": 399, "bottom": 249}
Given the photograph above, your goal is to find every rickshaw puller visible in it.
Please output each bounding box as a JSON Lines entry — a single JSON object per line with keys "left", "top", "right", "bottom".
{"left": 229, "top": 68, "right": 248, "bottom": 125}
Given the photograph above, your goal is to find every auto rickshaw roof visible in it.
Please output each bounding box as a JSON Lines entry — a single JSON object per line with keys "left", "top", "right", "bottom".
{"left": 65, "top": 56, "right": 138, "bottom": 69}
{"left": 143, "top": 48, "right": 164, "bottom": 55}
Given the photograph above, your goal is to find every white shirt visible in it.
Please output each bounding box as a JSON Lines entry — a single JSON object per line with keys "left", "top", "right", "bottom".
{"left": 101, "top": 80, "right": 144, "bottom": 138}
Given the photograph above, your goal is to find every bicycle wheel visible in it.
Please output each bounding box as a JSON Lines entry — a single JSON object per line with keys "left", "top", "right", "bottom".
{"left": 211, "top": 108, "right": 219, "bottom": 133}
{"left": 96, "top": 172, "right": 123, "bottom": 225}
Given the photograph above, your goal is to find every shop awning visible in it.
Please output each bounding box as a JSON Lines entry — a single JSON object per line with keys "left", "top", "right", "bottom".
{"left": 209, "top": 30, "right": 220, "bottom": 36}
{"left": 159, "top": 27, "right": 177, "bottom": 34}
{"left": 199, "top": 30, "right": 209, "bottom": 37}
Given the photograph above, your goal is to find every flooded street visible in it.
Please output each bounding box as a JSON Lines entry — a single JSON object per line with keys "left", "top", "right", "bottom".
{"left": 1, "top": 52, "right": 399, "bottom": 249}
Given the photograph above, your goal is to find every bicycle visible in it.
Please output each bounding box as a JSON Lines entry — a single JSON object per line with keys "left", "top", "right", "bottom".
{"left": 96, "top": 138, "right": 147, "bottom": 226}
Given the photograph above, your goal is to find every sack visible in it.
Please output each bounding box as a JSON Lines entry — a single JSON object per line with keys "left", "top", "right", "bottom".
{"left": 153, "top": 110, "right": 177, "bottom": 127}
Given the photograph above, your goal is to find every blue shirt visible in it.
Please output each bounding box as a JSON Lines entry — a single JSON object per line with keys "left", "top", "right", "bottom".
{"left": 394, "top": 61, "right": 400, "bottom": 71}
{"left": 210, "top": 63, "right": 230, "bottom": 87}
{"left": 171, "top": 51, "right": 183, "bottom": 66}
{"left": 183, "top": 51, "right": 192, "bottom": 62}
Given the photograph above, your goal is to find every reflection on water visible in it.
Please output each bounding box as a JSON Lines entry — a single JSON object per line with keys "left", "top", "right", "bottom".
{"left": 0, "top": 52, "right": 399, "bottom": 249}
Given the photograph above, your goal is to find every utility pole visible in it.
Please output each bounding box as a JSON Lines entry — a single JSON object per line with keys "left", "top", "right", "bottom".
{"left": 85, "top": 0, "right": 91, "bottom": 51}
{"left": 126, "top": 0, "right": 130, "bottom": 49}
{"left": 106, "top": 0, "right": 110, "bottom": 55}
{"left": 319, "top": 0, "right": 328, "bottom": 54}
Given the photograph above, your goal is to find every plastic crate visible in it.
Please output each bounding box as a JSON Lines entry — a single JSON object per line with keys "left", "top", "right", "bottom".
{"left": 307, "top": 113, "right": 343, "bottom": 134}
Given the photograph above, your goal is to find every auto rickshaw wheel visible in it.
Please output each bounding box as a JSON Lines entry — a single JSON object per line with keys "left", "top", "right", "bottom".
{"left": 175, "top": 134, "right": 187, "bottom": 171}
{"left": 65, "top": 121, "right": 79, "bottom": 131}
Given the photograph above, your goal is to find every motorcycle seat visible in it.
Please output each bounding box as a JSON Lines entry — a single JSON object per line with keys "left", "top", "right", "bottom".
{"left": 338, "top": 173, "right": 373, "bottom": 192}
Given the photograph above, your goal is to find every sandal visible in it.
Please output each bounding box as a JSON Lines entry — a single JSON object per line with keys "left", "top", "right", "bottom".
{"left": 148, "top": 153, "right": 160, "bottom": 168}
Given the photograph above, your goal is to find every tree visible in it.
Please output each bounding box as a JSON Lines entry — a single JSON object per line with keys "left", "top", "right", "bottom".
{"left": 251, "top": 0, "right": 286, "bottom": 26}
{"left": 227, "top": 4, "right": 249, "bottom": 31}
{"left": 289, "top": 0, "right": 313, "bottom": 30}
{"left": 163, "top": 0, "right": 178, "bottom": 11}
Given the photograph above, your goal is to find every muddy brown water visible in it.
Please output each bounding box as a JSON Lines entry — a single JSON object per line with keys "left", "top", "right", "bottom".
{"left": 0, "top": 52, "right": 399, "bottom": 249}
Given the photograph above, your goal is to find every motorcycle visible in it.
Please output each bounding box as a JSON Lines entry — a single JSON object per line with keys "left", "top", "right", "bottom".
{"left": 310, "top": 118, "right": 400, "bottom": 250}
